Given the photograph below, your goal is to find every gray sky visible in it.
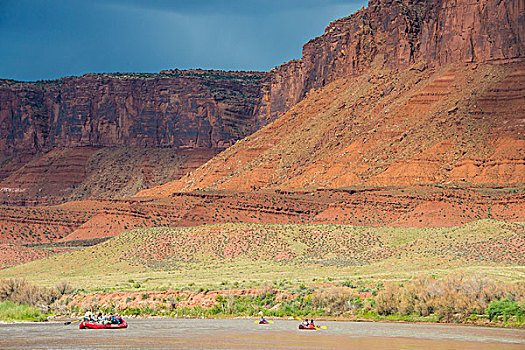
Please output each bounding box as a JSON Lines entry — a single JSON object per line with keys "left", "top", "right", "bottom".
{"left": 0, "top": 0, "right": 366, "bottom": 81}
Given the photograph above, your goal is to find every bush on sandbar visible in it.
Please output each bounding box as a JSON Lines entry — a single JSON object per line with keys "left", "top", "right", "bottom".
{"left": 376, "top": 274, "right": 525, "bottom": 323}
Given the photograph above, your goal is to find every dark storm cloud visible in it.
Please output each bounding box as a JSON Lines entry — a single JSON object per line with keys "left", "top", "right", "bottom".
{"left": 0, "top": 0, "right": 366, "bottom": 81}
{"left": 99, "top": 0, "right": 358, "bottom": 15}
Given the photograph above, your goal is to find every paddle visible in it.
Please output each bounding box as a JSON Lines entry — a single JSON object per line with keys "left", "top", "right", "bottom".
{"left": 295, "top": 316, "right": 327, "bottom": 330}
{"left": 64, "top": 319, "right": 81, "bottom": 325}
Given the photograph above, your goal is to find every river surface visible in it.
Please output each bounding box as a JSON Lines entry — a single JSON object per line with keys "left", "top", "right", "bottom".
{"left": 1, "top": 319, "right": 524, "bottom": 349}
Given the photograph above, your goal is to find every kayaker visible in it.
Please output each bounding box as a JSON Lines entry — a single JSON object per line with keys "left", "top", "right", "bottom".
{"left": 310, "top": 319, "right": 316, "bottom": 327}
{"left": 301, "top": 319, "right": 309, "bottom": 326}
{"left": 258, "top": 311, "right": 267, "bottom": 323}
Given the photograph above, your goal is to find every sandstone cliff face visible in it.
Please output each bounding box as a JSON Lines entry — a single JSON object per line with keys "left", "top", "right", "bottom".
{"left": 1, "top": 0, "right": 523, "bottom": 204}
{"left": 420, "top": 0, "right": 525, "bottom": 65}
{"left": 0, "top": 71, "right": 265, "bottom": 155}
{"left": 260, "top": 0, "right": 525, "bottom": 120}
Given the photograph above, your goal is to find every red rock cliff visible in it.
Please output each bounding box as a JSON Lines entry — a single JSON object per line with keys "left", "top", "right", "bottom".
{"left": 0, "top": 70, "right": 266, "bottom": 154}
{"left": 259, "top": 0, "right": 525, "bottom": 121}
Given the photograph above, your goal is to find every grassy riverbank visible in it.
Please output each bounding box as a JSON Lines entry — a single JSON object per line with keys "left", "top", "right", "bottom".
{"left": 0, "top": 301, "right": 46, "bottom": 322}
{"left": 1, "top": 275, "right": 523, "bottom": 328}
{"left": 56, "top": 274, "right": 525, "bottom": 328}
{"left": 1, "top": 220, "right": 523, "bottom": 328}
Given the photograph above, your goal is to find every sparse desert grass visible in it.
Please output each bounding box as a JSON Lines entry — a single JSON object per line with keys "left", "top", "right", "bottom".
{"left": 2, "top": 185, "right": 522, "bottom": 269}
{"left": 1, "top": 220, "right": 523, "bottom": 291}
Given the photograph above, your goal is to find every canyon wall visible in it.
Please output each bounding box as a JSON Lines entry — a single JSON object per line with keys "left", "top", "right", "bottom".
{"left": 260, "top": 0, "right": 525, "bottom": 121}
{"left": 1, "top": 0, "right": 523, "bottom": 204}
{"left": 0, "top": 71, "right": 267, "bottom": 204}
{"left": 3, "top": 0, "right": 523, "bottom": 154}
{"left": 0, "top": 71, "right": 266, "bottom": 155}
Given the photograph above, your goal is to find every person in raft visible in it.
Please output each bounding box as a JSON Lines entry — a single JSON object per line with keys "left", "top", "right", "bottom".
{"left": 301, "top": 319, "right": 309, "bottom": 326}
{"left": 97, "top": 312, "right": 111, "bottom": 324}
{"left": 97, "top": 312, "right": 107, "bottom": 324}
{"left": 310, "top": 320, "right": 316, "bottom": 327}
{"left": 83, "top": 311, "right": 94, "bottom": 321}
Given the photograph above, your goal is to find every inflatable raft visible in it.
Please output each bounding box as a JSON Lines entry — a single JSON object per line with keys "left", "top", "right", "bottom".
{"left": 298, "top": 324, "right": 317, "bottom": 330}
{"left": 79, "top": 318, "right": 127, "bottom": 329}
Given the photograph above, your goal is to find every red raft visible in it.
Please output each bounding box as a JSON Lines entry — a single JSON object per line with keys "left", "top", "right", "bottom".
{"left": 298, "top": 324, "right": 317, "bottom": 330}
{"left": 79, "top": 318, "right": 127, "bottom": 329}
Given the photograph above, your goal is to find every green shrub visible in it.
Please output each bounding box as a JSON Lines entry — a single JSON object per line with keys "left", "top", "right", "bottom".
{"left": 0, "top": 301, "right": 45, "bottom": 322}
{"left": 487, "top": 298, "right": 521, "bottom": 321}
{"left": 123, "top": 307, "right": 142, "bottom": 316}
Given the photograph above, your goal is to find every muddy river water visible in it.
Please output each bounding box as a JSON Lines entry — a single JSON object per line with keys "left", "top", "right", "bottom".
{"left": 1, "top": 319, "right": 524, "bottom": 349}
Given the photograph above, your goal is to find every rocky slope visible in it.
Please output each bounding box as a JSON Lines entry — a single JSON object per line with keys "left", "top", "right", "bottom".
{"left": 0, "top": 147, "right": 222, "bottom": 206}
{"left": 148, "top": 62, "right": 524, "bottom": 192}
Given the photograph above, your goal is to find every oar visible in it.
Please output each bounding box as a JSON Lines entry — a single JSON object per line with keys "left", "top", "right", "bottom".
{"left": 64, "top": 319, "right": 82, "bottom": 325}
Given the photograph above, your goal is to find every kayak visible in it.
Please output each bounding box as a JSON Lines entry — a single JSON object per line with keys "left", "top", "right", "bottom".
{"left": 79, "top": 318, "right": 127, "bottom": 329}
{"left": 298, "top": 324, "right": 317, "bottom": 330}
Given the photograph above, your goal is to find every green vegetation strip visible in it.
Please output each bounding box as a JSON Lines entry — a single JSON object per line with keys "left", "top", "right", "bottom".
{"left": 0, "top": 301, "right": 45, "bottom": 322}
{"left": 59, "top": 274, "right": 525, "bottom": 328}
